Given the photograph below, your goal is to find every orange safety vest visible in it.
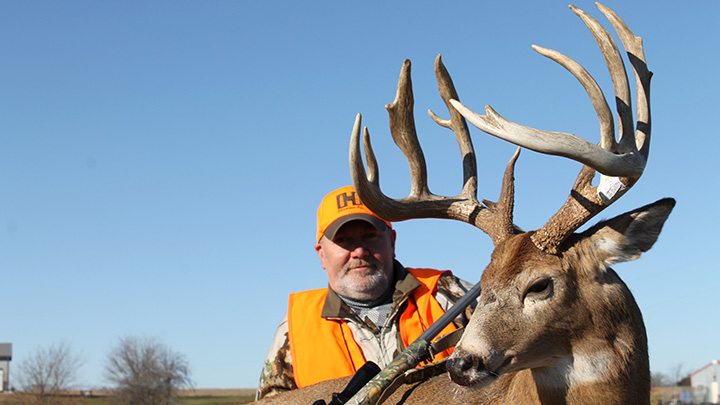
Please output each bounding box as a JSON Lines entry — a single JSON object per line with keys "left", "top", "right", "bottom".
{"left": 287, "top": 268, "right": 458, "bottom": 388}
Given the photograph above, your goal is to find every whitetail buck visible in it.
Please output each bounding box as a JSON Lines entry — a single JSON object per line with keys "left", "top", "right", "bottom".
{"left": 256, "top": 3, "right": 673, "bottom": 404}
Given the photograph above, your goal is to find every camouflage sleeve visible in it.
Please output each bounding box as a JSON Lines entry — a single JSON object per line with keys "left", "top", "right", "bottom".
{"left": 255, "top": 314, "right": 297, "bottom": 400}
{"left": 434, "top": 272, "right": 478, "bottom": 328}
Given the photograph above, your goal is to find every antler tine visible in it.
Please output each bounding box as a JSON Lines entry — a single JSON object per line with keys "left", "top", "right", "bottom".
{"left": 429, "top": 54, "right": 519, "bottom": 241}
{"left": 350, "top": 58, "right": 519, "bottom": 244}
{"left": 428, "top": 54, "right": 478, "bottom": 201}
{"left": 596, "top": 2, "right": 652, "bottom": 159}
{"left": 570, "top": 4, "right": 633, "bottom": 155}
{"left": 528, "top": 44, "right": 616, "bottom": 151}
{"left": 386, "top": 60, "right": 432, "bottom": 200}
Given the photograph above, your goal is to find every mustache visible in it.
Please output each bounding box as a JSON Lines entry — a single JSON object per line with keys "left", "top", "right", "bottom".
{"left": 342, "top": 258, "right": 382, "bottom": 273}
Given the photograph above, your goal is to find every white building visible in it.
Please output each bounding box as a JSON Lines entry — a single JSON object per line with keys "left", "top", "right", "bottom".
{"left": 692, "top": 360, "right": 720, "bottom": 404}
{"left": 0, "top": 343, "right": 11, "bottom": 392}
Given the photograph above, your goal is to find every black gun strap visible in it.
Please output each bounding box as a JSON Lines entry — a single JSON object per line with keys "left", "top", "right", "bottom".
{"left": 428, "top": 327, "right": 464, "bottom": 359}
{"left": 325, "top": 361, "right": 381, "bottom": 405}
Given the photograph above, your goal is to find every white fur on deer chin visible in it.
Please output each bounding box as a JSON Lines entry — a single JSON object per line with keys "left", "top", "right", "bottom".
{"left": 535, "top": 349, "right": 614, "bottom": 388}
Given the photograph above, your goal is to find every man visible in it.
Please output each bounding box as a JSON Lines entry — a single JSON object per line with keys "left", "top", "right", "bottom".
{"left": 256, "top": 186, "right": 475, "bottom": 399}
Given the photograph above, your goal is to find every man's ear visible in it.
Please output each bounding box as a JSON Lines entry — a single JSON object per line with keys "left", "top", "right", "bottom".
{"left": 389, "top": 229, "right": 397, "bottom": 255}
{"left": 315, "top": 240, "right": 327, "bottom": 270}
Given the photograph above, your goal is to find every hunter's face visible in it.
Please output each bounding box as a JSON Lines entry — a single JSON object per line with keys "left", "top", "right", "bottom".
{"left": 315, "top": 220, "right": 396, "bottom": 301}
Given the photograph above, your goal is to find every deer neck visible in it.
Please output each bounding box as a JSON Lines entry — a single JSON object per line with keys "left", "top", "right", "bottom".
{"left": 523, "top": 271, "right": 650, "bottom": 404}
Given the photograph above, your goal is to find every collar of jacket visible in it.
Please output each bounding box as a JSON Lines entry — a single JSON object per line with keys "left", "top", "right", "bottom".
{"left": 321, "top": 260, "right": 421, "bottom": 321}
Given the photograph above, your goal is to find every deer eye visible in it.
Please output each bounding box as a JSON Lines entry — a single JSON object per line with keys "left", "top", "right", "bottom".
{"left": 524, "top": 278, "right": 553, "bottom": 302}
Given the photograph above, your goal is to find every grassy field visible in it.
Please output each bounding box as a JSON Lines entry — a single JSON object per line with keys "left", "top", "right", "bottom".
{"left": 0, "top": 389, "right": 256, "bottom": 405}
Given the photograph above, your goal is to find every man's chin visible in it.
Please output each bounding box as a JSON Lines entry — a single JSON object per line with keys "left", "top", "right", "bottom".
{"left": 337, "top": 276, "right": 388, "bottom": 300}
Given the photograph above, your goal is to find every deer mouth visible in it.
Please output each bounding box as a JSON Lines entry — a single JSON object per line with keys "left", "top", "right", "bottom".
{"left": 447, "top": 354, "right": 513, "bottom": 388}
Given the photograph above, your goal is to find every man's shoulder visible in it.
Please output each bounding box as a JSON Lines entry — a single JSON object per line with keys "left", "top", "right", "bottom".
{"left": 290, "top": 287, "right": 328, "bottom": 297}
{"left": 289, "top": 288, "right": 329, "bottom": 308}
{"left": 405, "top": 267, "right": 457, "bottom": 288}
{"left": 404, "top": 266, "right": 471, "bottom": 295}
{"left": 405, "top": 267, "right": 452, "bottom": 277}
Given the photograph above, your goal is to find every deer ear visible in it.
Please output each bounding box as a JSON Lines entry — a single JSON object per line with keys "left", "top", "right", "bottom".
{"left": 582, "top": 198, "right": 675, "bottom": 267}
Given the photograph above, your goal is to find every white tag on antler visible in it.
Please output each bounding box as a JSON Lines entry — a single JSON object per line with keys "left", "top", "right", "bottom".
{"left": 598, "top": 175, "right": 626, "bottom": 205}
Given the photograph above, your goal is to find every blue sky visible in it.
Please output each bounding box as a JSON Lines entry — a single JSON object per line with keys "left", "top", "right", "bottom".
{"left": 2, "top": 0, "right": 718, "bottom": 390}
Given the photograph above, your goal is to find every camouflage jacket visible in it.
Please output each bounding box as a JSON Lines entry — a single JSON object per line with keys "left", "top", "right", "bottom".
{"left": 255, "top": 260, "right": 476, "bottom": 400}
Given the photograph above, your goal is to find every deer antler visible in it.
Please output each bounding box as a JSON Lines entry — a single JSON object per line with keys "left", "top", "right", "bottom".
{"left": 350, "top": 4, "right": 648, "bottom": 252}
{"left": 449, "top": 3, "right": 651, "bottom": 253}
{"left": 350, "top": 55, "right": 520, "bottom": 245}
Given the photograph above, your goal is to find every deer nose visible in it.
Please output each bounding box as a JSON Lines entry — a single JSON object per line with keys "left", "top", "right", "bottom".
{"left": 447, "top": 352, "right": 485, "bottom": 387}
{"left": 447, "top": 356, "right": 475, "bottom": 374}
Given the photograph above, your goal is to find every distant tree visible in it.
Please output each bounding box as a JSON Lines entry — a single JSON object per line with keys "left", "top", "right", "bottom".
{"left": 14, "top": 341, "right": 83, "bottom": 404}
{"left": 104, "top": 336, "right": 193, "bottom": 405}
{"left": 671, "top": 363, "right": 685, "bottom": 386}
{"left": 651, "top": 371, "right": 672, "bottom": 387}
{"left": 678, "top": 373, "right": 691, "bottom": 386}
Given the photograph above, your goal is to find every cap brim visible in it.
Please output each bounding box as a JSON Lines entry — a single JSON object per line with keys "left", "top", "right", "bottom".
{"left": 323, "top": 213, "right": 389, "bottom": 241}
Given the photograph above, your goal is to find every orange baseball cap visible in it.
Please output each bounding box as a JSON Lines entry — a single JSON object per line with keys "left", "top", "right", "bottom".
{"left": 316, "top": 185, "right": 392, "bottom": 242}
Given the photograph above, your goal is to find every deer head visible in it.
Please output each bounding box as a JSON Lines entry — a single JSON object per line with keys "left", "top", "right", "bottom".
{"left": 349, "top": 3, "right": 673, "bottom": 402}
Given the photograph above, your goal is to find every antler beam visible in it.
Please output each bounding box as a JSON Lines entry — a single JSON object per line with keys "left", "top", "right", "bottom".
{"left": 449, "top": 5, "right": 649, "bottom": 178}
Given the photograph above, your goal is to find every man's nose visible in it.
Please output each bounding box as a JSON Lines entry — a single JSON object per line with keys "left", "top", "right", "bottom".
{"left": 350, "top": 244, "right": 370, "bottom": 258}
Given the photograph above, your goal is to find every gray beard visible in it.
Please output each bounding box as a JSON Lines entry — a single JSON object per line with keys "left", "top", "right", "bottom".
{"left": 334, "top": 260, "right": 391, "bottom": 300}
{"left": 338, "top": 277, "right": 395, "bottom": 328}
